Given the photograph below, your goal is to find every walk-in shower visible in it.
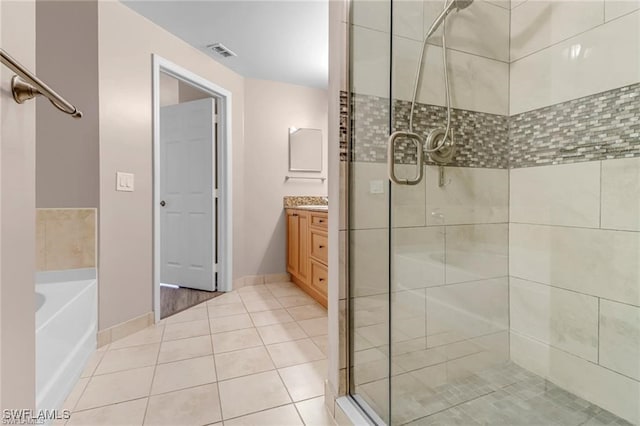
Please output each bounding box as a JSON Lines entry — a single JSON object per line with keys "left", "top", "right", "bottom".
{"left": 347, "top": 0, "right": 640, "bottom": 424}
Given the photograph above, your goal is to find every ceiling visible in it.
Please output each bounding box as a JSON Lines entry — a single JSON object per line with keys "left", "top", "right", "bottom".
{"left": 122, "top": 0, "right": 329, "bottom": 89}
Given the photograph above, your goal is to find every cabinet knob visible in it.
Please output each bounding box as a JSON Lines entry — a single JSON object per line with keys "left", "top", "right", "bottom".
{"left": 160, "top": 200, "right": 166, "bottom": 207}
{"left": 319, "top": 245, "right": 325, "bottom": 249}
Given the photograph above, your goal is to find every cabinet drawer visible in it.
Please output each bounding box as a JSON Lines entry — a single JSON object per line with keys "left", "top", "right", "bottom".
{"left": 310, "top": 260, "right": 328, "bottom": 296}
{"left": 310, "top": 230, "right": 328, "bottom": 264}
{"left": 310, "top": 213, "right": 328, "bottom": 229}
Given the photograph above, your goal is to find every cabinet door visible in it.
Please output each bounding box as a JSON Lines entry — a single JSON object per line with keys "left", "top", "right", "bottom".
{"left": 298, "top": 211, "right": 310, "bottom": 281}
{"left": 287, "top": 212, "right": 299, "bottom": 276}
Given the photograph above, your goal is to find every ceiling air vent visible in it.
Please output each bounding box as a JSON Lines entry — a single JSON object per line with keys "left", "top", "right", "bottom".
{"left": 207, "top": 43, "right": 237, "bottom": 58}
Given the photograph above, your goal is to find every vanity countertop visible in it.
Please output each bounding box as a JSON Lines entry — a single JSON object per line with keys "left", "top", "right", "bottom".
{"left": 283, "top": 196, "right": 328, "bottom": 211}
{"left": 285, "top": 205, "right": 328, "bottom": 212}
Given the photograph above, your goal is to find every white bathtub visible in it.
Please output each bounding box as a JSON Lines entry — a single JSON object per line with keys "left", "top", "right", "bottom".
{"left": 35, "top": 269, "right": 97, "bottom": 412}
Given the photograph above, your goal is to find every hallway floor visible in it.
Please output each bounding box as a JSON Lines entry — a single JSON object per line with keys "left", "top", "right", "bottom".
{"left": 62, "top": 281, "right": 334, "bottom": 426}
{"left": 160, "top": 284, "right": 222, "bottom": 319}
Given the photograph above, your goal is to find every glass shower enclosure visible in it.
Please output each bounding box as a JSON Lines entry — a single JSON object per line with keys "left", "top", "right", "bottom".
{"left": 347, "top": 0, "right": 640, "bottom": 424}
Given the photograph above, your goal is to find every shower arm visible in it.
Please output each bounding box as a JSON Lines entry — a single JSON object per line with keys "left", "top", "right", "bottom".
{"left": 409, "top": 2, "right": 454, "bottom": 133}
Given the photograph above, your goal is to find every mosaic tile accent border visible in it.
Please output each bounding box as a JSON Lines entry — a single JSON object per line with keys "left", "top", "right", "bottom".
{"left": 350, "top": 93, "right": 389, "bottom": 164}
{"left": 347, "top": 93, "right": 509, "bottom": 168}
{"left": 340, "top": 91, "right": 348, "bottom": 162}
{"left": 394, "top": 99, "right": 509, "bottom": 168}
{"left": 509, "top": 83, "right": 640, "bottom": 168}
{"left": 343, "top": 84, "right": 640, "bottom": 169}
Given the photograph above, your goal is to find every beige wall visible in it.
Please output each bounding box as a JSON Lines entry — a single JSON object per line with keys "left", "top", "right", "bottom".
{"left": 36, "top": 1, "right": 99, "bottom": 209}
{"left": 97, "top": 1, "right": 245, "bottom": 329}
{"left": 0, "top": 0, "right": 36, "bottom": 410}
{"left": 243, "top": 78, "right": 327, "bottom": 275}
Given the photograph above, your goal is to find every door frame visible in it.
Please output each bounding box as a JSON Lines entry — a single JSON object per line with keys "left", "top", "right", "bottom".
{"left": 152, "top": 54, "right": 233, "bottom": 323}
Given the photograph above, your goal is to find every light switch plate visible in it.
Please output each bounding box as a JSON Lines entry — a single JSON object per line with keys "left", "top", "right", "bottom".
{"left": 116, "top": 172, "right": 134, "bottom": 192}
{"left": 369, "top": 180, "right": 384, "bottom": 194}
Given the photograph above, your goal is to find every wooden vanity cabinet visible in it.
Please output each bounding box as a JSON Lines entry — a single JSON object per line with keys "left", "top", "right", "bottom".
{"left": 286, "top": 208, "right": 328, "bottom": 307}
{"left": 286, "top": 210, "right": 309, "bottom": 281}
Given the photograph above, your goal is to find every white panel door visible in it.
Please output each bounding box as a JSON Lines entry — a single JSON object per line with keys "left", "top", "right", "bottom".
{"left": 160, "top": 98, "right": 216, "bottom": 291}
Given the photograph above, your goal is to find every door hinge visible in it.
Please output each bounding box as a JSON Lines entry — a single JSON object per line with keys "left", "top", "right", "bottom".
{"left": 214, "top": 113, "right": 218, "bottom": 123}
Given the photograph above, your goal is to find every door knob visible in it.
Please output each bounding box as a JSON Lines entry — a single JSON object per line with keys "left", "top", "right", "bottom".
{"left": 160, "top": 200, "right": 166, "bottom": 207}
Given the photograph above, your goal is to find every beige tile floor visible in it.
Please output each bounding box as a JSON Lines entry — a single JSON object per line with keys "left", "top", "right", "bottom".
{"left": 62, "top": 282, "right": 335, "bottom": 426}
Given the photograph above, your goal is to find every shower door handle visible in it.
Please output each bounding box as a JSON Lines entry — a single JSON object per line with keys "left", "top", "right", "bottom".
{"left": 387, "top": 131, "right": 424, "bottom": 185}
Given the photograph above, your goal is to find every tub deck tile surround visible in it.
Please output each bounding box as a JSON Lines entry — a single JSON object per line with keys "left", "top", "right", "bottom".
{"left": 36, "top": 209, "right": 97, "bottom": 272}
{"left": 63, "top": 281, "right": 334, "bottom": 426}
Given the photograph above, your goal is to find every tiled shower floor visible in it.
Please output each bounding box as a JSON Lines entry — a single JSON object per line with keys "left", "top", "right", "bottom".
{"left": 360, "top": 362, "right": 633, "bottom": 426}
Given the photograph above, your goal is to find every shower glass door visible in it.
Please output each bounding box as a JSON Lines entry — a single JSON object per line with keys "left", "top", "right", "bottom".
{"left": 350, "top": 0, "right": 640, "bottom": 425}
{"left": 387, "top": 0, "right": 511, "bottom": 423}
{"left": 348, "top": 0, "right": 392, "bottom": 422}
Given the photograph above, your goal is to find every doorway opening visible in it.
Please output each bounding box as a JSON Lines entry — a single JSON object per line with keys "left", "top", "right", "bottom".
{"left": 152, "top": 55, "right": 233, "bottom": 321}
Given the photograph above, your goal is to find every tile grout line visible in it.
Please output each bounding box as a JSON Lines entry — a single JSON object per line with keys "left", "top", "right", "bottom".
{"left": 599, "top": 160, "right": 603, "bottom": 229}
{"left": 509, "top": 274, "right": 640, "bottom": 309}
{"left": 511, "top": 220, "right": 640, "bottom": 234}
{"left": 140, "top": 321, "right": 166, "bottom": 425}
{"left": 66, "top": 346, "right": 108, "bottom": 421}
{"left": 206, "top": 292, "right": 225, "bottom": 425}
{"left": 229, "top": 283, "right": 326, "bottom": 423}
{"left": 509, "top": 329, "right": 640, "bottom": 383}
{"left": 71, "top": 397, "right": 149, "bottom": 417}
{"left": 61, "top": 374, "right": 90, "bottom": 425}
{"left": 73, "top": 377, "right": 233, "bottom": 416}
{"left": 510, "top": 6, "right": 638, "bottom": 65}
{"left": 254, "top": 304, "right": 305, "bottom": 424}
{"left": 597, "top": 297, "right": 601, "bottom": 365}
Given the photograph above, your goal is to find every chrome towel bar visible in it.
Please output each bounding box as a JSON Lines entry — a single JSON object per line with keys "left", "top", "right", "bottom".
{"left": 0, "top": 48, "right": 82, "bottom": 118}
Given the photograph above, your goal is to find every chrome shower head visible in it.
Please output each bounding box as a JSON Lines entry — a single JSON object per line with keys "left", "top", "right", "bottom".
{"left": 425, "top": 0, "right": 474, "bottom": 40}
{"left": 453, "top": 0, "right": 474, "bottom": 10}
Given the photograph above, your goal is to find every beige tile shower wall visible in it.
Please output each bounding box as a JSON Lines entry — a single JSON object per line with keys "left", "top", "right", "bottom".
{"left": 351, "top": 0, "right": 510, "bottom": 115}
{"left": 510, "top": 2, "right": 640, "bottom": 114}
{"left": 36, "top": 209, "right": 97, "bottom": 271}
{"left": 349, "top": 164, "right": 510, "bottom": 404}
{"left": 508, "top": 7, "right": 640, "bottom": 419}
{"left": 509, "top": 158, "right": 640, "bottom": 424}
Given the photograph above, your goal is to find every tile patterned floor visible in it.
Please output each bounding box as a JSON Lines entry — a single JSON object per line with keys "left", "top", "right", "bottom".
{"left": 61, "top": 282, "right": 335, "bottom": 426}
{"left": 406, "top": 365, "right": 635, "bottom": 426}
{"left": 356, "top": 361, "right": 633, "bottom": 426}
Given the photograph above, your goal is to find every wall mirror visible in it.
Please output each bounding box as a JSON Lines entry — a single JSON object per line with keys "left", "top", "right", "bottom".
{"left": 289, "top": 127, "right": 322, "bottom": 172}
